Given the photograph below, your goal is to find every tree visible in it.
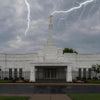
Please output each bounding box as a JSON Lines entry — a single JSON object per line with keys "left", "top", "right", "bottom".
{"left": 63, "top": 48, "right": 78, "bottom": 54}
{"left": 91, "top": 64, "right": 100, "bottom": 79}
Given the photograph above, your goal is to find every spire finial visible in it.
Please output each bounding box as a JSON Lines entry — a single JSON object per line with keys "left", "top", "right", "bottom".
{"left": 50, "top": 15, "right": 52, "bottom": 23}
{"left": 47, "top": 15, "right": 54, "bottom": 46}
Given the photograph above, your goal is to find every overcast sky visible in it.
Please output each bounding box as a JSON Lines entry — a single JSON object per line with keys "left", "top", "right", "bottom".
{"left": 0, "top": 0, "right": 100, "bottom": 54}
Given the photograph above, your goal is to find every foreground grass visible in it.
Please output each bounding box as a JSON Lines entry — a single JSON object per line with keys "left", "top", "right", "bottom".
{"left": 87, "top": 80, "right": 100, "bottom": 83}
{"left": 0, "top": 96, "right": 30, "bottom": 100}
{"left": 68, "top": 94, "right": 100, "bottom": 100}
{"left": 0, "top": 80, "right": 12, "bottom": 83}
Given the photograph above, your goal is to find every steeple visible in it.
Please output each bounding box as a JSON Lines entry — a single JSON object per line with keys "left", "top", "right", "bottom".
{"left": 50, "top": 15, "right": 52, "bottom": 23}
{"left": 47, "top": 15, "right": 54, "bottom": 46}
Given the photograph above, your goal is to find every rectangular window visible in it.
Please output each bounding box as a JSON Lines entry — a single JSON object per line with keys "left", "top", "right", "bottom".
{"left": 19, "top": 68, "right": 22, "bottom": 78}
{"left": 14, "top": 68, "right": 17, "bottom": 79}
{"left": 83, "top": 68, "right": 86, "bottom": 79}
{"left": 79, "top": 68, "right": 81, "bottom": 79}
{"left": 88, "top": 68, "right": 91, "bottom": 79}
{"left": 9, "top": 68, "right": 12, "bottom": 79}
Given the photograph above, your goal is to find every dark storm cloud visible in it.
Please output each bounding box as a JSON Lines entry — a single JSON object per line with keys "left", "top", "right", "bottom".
{"left": 0, "top": 0, "right": 100, "bottom": 53}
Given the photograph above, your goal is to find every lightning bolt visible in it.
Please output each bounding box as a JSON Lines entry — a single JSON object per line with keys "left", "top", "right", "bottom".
{"left": 24, "top": 0, "right": 30, "bottom": 36}
{"left": 51, "top": 0, "right": 95, "bottom": 15}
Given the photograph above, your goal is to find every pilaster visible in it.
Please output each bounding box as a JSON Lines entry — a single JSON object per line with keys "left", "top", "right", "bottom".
{"left": 66, "top": 65, "right": 72, "bottom": 82}
{"left": 30, "top": 65, "right": 36, "bottom": 82}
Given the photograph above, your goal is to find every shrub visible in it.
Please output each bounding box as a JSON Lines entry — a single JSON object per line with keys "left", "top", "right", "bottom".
{"left": 16, "top": 80, "right": 24, "bottom": 83}
{"left": 93, "top": 77, "right": 98, "bottom": 80}
{"left": 9, "top": 77, "right": 13, "bottom": 80}
{"left": 24, "top": 79, "right": 29, "bottom": 83}
{"left": 88, "top": 78, "right": 91, "bottom": 80}
{"left": 82, "top": 77, "right": 86, "bottom": 80}
{"left": 14, "top": 77, "right": 19, "bottom": 80}
{"left": 76, "top": 77, "right": 81, "bottom": 80}
{"left": 20, "top": 77, "right": 24, "bottom": 80}
{"left": 4, "top": 77, "right": 9, "bottom": 80}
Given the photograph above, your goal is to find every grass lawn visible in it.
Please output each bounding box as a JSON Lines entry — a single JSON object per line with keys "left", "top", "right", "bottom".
{"left": 87, "top": 80, "right": 100, "bottom": 83}
{"left": 0, "top": 96, "right": 30, "bottom": 100}
{"left": 68, "top": 94, "right": 100, "bottom": 100}
{"left": 0, "top": 80, "right": 12, "bottom": 83}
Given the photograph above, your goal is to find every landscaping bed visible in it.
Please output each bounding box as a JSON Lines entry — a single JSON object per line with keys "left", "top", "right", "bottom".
{"left": 73, "top": 79, "right": 100, "bottom": 84}
{"left": 0, "top": 80, "right": 12, "bottom": 83}
{"left": 0, "top": 79, "right": 29, "bottom": 83}
{"left": 87, "top": 80, "right": 100, "bottom": 84}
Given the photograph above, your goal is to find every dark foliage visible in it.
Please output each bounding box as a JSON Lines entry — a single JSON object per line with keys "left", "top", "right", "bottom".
{"left": 63, "top": 48, "right": 78, "bottom": 54}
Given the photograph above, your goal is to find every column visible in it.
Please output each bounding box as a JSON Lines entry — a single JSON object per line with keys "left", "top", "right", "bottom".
{"left": 12, "top": 68, "right": 14, "bottom": 79}
{"left": 17, "top": 68, "right": 19, "bottom": 78}
{"left": 86, "top": 68, "right": 88, "bottom": 79}
{"left": 66, "top": 65, "right": 72, "bottom": 82}
{"left": 30, "top": 65, "right": 36, "bottom": 82}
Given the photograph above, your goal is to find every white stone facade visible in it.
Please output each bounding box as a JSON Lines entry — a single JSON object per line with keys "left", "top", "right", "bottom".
{"left": 0, "top": 51, "right": 100, "bottom": 81}
{"left": 0, "top": 16, "right": 100, "bottom": 82}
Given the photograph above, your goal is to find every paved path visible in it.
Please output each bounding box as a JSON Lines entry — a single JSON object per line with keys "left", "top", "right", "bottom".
{"left": 0, "top": 94, "right": 72, "bottom": 100}
{"left": 29, "top": 94, "right": 72, "bottom": 100}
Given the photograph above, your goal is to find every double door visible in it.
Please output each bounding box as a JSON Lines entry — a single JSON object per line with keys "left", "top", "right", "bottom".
{"left": 44, "top": 69, "right": 56, "bottom": 79}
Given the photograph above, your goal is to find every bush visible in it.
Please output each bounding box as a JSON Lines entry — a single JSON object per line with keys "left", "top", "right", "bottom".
{"left": 4, "top": 77, "right": 9, "bottom": 80}
{"left": 88, "top": 78, "right": 91, "bottom": 80}
{"left": 20, "top": 77, "right": 24, "bottom": 80}
{"left": 82, "top": 77, "right": 86, "bottom": 80}
{"left": 9, "top": 77, "right": 13, "bottom": 80}
{"left": 76, "top": 80, "right": 84, "bottom": 83}
{"left": 76, "top": 77, "right": 81, "bottom": 80}
{"left": 14, "top": 77, "right": 19, "bottom": 80}
{"left": 93, "top": 77, "right": 98, "bottom": 80}
{"left": 16, "top": 80, "right": 24, "bottom": 83}
{"left": 24, "top": 79, "right": 29, "bottom": 83}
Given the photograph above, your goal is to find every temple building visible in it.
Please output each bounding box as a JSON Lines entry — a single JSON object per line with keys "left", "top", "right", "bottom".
{"left": 0, "top": 16, "right": 100, "bottom": 82}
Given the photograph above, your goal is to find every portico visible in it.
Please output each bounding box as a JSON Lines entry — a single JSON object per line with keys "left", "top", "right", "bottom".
{"left": 30, "top": 62, "right": 72, "bottom": 82}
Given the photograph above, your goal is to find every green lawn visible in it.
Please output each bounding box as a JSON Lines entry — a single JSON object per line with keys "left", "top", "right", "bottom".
{"left": 0, "top": 96, "right": 30, "bottom": 100}
{"left": 68, "top": 94, "right": 100, "bottom": 100}
{"left": 87, "top": 80, "right": 100, "bottom": 83}
{"left": 0, "top": 80, "right": 12, "bottom": 83}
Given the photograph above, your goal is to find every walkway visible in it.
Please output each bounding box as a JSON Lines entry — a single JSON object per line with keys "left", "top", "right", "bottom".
{"left": 0, "top": 94, "right": 72, "bottom": 100}
{"left": 29, "top": 94, "right": 72, "bottom": 100}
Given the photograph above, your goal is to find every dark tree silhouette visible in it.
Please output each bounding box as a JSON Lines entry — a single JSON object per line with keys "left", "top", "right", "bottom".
{"left": 91, "top": 64, "right": 100, "bottom": 79}
{"left": 63, "top": 48, "right": 78, "bottom": 54}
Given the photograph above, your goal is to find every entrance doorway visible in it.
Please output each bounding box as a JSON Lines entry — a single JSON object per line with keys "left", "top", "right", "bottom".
{"left": 36, "top": 66, "right": 66, "bottom": 82}
{"left": 44, "top": 69, "right": 56, "bottom": 79}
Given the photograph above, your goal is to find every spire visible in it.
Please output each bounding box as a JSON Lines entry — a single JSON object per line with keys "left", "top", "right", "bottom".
{"left": 47, "top": 15, "right": 54, "bottom": 46}
{"left": 50, "top": 15, "right": 52, "bottom": 23}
